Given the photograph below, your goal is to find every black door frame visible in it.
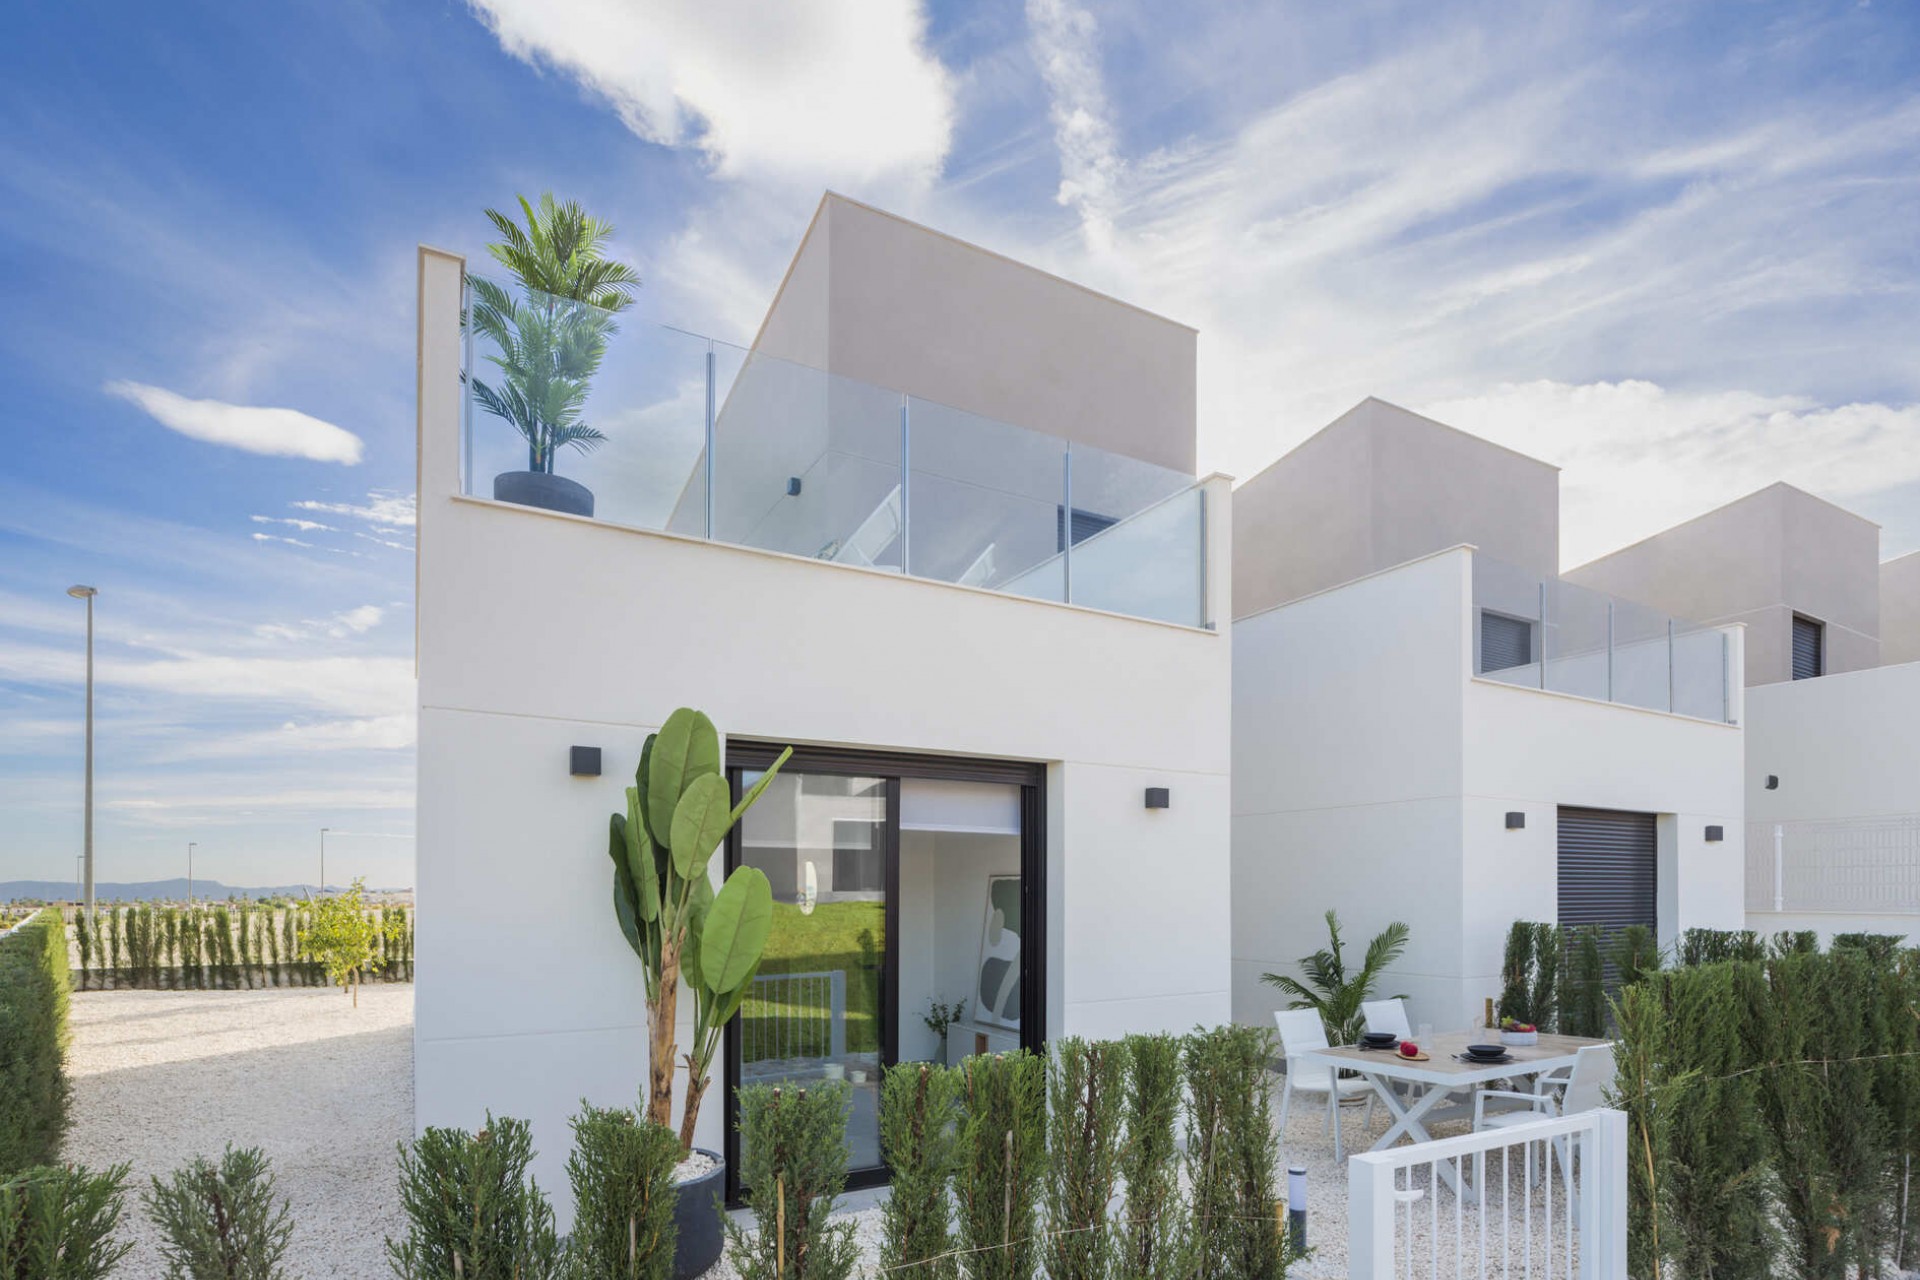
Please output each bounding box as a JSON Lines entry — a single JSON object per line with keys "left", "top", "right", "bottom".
{"left": 721, "top": 742, "right": 1047, "bottom": 1201}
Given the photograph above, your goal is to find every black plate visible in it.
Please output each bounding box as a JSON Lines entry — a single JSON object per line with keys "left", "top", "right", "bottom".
{"left": 1361, "top": 1032, "right": 1399, "bottom": 1045}
{"left": 1465, "top": 1044, "right": 1508, "bottom": 1058}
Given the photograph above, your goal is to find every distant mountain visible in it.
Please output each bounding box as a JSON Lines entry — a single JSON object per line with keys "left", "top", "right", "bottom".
{"left": 0, "top": 878, "right": 411, "bottom": 903}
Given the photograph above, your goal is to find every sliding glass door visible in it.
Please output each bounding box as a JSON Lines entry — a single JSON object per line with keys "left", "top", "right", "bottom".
{"left": 724, "top": 745, "right": 1044, "bottom": 1198}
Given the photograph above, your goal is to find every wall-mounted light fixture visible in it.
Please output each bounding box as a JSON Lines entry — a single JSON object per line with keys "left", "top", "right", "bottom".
{"left": 570, "top": 746, "right": 602, "bottom": 777}
{"left": 1704, "top": 825, "right": 1724, "bottom": 842}
{"left": 1144, "top": 787, "right": 1170, "bottom": 810}
{"left": 787, "top": 477, "right": 803, "bottom": 497}
{"left": 1765, "top": 775, "right": 1779, "bottom": 790}
{"left": 1505, "top": 811, "right": 1526, "bottom": 830}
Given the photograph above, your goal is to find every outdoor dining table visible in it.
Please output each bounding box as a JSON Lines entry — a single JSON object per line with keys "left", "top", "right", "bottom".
{"left": 1296, "top": 1030, "right": 1611, "bottom": 1200}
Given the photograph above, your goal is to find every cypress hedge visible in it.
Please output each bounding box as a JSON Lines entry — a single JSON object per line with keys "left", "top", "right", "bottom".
{"left": 0, "top": 909, "right": 72, "bottom": 1175}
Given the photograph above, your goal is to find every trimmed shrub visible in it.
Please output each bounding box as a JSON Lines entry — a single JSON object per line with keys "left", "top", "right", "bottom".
{"left": 1610, "top": 924, "right": 1659, "bottom": 988}
{"left": 1043, "top": 1038, "right": 1127, "bottom": 1280}
{"left": 1558, "top": 924, "right": 1607, "bottom": 1038}
{"left": 955, "top": 1051, "right": 1046, "bottom": 1280}
{"left": 387, "top": 1113, "right": 560, "bottom": 1280}
{"left": 1114, "top": 1033, "right": 1184, "bottom": 1280}
{"left": 1675, "top": 927, "right": 1762, "bottom": 967}
{"left": 0, "top": 909, "right": 72, "bottom": 1174}
{"left": 1496, "top": 921, "right": 1560, "bottom": 1030}
{"left": 878, "top": 1063, "right": 960, "bottom": 1280}
{"left": 1183, "top": 1024, "right": 1289, "bottom": 1280}
{"left": 144, "top": 1145, "right": 295, "bottom": 1279}
{"left": 1767, "top": 929, "right": 1818, "bottom": 958}
{"left": 724, "top": 1083, "right": 858, "bottom": 1280}
{"left": 562, "top": 1104, "right": 679, "bottom": 1280}
{"left": 0, "top": 1162, "right": 133, "bottom": 1278}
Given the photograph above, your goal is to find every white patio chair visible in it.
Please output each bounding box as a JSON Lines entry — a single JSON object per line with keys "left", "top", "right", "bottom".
{"left": 1275, "top": 1009, "right": 1374, "bottom": 1161}
{"left": 1360, "top": 998, "right": 1411, "bottom": 1039}
{"left": 1472, "top": 1042, "right": 1616, "bottom": 1189}
{"left": 1361, "top": 998, "right": 1423, "bottom": 1102}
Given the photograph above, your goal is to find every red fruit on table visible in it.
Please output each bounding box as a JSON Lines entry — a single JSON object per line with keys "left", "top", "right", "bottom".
{"left": 1398, "top": 1041, "right": 1418, "bottom": 1057}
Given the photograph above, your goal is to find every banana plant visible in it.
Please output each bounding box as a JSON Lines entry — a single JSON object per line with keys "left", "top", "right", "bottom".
{"left": 607, "top": 707, "right": 792, "bottom": 1152}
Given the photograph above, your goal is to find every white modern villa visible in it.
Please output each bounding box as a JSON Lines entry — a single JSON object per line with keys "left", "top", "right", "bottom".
{"left": 1229, "top": 400, "right": 1748, "bottom": 1033}
{"left": 413, "top": 194, "right": 1233, "bottom": 1210}
{"left": 1566, "top": 484, "right": 1920, "bottom": 945}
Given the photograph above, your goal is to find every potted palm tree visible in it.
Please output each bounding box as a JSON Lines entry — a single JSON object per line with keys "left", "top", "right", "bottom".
{"left": 469, "top": 193, "right": 640, "bottom": 517}
{"left": 1261, "top": 909, "right": 1410, "bottom": 1046}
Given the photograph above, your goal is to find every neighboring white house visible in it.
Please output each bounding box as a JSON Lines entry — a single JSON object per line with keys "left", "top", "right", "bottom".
{"left": 1567, "top": 484, "right": 1920, "bottom": 946}
{"left": 414, "top": 194, "right": 1232, "bottom": 1213}
{"left": 1232, "top": 401, "right": 1747, "bottom": 1034}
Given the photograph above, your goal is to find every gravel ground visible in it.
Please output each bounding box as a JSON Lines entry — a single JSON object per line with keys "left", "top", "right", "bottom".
{"left": 63, "top": 984, "right": 413, "bottom": 1279}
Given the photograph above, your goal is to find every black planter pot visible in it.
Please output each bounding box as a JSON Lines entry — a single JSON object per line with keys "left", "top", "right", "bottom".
{"left": 673, "top": 1150, "right": 726, "bottom": 1280}
{"left": 493, "top": 470, "right": 594, "bottom": 517}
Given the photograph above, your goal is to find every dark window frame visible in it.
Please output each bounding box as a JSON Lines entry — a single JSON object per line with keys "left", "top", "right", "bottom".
{"left": 1478, "top": 608, "right": 1536, "bottom": 674}
{"left": 721, "top": 741, "right": 1047, "bottom": 1201}
{"left": 1791, "top": 613, "right": 1824, "bottom": 680}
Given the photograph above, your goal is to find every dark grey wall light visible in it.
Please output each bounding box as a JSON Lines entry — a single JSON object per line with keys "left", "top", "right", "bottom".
{"left": 1505, "top": 811, "right": 1526, "bottom": 830}
{"left": 570, "top": 746, "right": 602, "bottom": 777}
{"left": 1705, "top": 825, "right": 1724, "bottom": 842}
{"left": 1145, "top": 787, "right": 1170, "bottom": 809}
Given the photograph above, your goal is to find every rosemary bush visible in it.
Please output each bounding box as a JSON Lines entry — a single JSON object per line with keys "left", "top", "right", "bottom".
{"left": 1043, "top": 1038, "right": 1127, "bottom": 1280}
{"left": 954, "top": 1051, "right": 1046, "bottom": 1280}
{"left": 0, "top": 1162, "right": 133, "bottom": 1279}
{"left": 724, "top": 1083, "right": 858, "bottom": 1280}
{"left": 878, "top": 1063, "right": 960, "bottom": 1280}
{"left": 1114, "top": 1033, "right": 1184, "bottom": 1280}
{"left": 386, "top": 1113, "right": 560, "bottom": 1280}
{"left": 144, "top": 1145, "right": 295, "bottom": 1280}
{"left": 1183, "top": 1024, "right": 1288, "bottom": 1280}
{"left": 562, "top": 1103, "right": 678, "bottom": 1280}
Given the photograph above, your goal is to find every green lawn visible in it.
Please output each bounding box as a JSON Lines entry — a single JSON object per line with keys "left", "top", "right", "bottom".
{"left": 745, "top": 900, "right": 883, "bottom": 1057}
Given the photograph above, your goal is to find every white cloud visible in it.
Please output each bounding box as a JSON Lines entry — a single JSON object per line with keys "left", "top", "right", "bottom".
{"left": 250, "top": 532, "right": 313, "bottom": 547}
{"left": 1025, "top": 0, "right": 1123, "bottom": 254}
{"left": 291, "top": 492, "right": 415, "bottom": 529}
{"left": 331, "top": 605, "right": 383, "bottom": 635}
{"left": 1421, "top": 380, "right": 1920, "bottom": 566}
{"left": 465, "top": 0, "right": 954, "bottom": 185}
{"left": 172, "top": 714, "right": 417, "bottom": 760}
{"left": 104, "top": 380, "right": 363, "bottom": 464}
{"left": 251, "top": 515, "right": 336, "bottom": 533}
{"left": 0, "top": 642, "right": 413, "bottom": 721}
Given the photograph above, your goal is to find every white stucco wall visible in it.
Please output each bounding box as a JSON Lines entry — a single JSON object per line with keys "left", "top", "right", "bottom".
{"left": 416, "top": 248, "right": 1232, "bottom": 1216}
{"left": 1883, "top": 552, "right": 1920, "bottom": 667}
{"left": 1747, "top": 661, "right": 1920, "bottom": 825}
{"left": 1233, "top": 547, "right": 1747, "bottom": 1035}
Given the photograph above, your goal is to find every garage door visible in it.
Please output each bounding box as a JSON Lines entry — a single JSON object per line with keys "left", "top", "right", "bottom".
{"left": 1557, "top": 807, "right": 1657, "bottom": 938}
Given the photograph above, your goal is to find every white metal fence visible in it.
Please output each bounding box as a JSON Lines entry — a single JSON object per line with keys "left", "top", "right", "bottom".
{"left": 1348, "top": 1108, "right": 1628, "bottom": 1280}
{"left": 740, "top": 969, "right": 846, "bottom": 1070}
{"left": 1747, "top": 815, "right": 1920, "bottom": 915}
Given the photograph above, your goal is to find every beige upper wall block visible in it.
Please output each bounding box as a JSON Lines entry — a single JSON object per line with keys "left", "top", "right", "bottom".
{"left": 1884, "top": 551, "right": 1920, "bottom": 666}
{"left": 1565, "top": 483, "right": 1881, "bottom": 685}
{"left": 1232, "top": 398, "right": 1559, "bottom": 617}
{"left": 754, "top": 194, "right": 1197, "bottom": 475}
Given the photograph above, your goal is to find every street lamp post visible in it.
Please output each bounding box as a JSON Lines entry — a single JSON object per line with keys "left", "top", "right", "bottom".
{"left": 187, "top": 842, "right": 197, "bottom": 905}
{"left": 319, "top": 827, "right": 330, "bottom": 896}
{"left": 67, "top": 585, "right": 97, "bottom": 918}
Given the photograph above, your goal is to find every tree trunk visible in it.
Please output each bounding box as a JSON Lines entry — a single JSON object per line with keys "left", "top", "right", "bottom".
{"left": 646, "top": 960, "right": 680, "bottom": 1131}
{"left": 678, "top": 1059, "right": 708, "bottom": 1152}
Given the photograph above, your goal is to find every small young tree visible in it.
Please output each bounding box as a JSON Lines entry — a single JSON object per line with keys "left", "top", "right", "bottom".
{"left": 1183, "top": 1025, "right": 1290, "bottom": 1280}
{"left": 1044, "top": 1038, "right": 1128, "bottom": 1280}
{"left": 1114, "top": 1034, "right": 1184, "bottom": 1280}
{"left": 955, "top": 1051, "right": 1046, "bottom": 1280}
{"left": 144, "top": 1145, "right": 296, "bottom": 1280}
{"left": 387, "top": 1114, "right": 559, "bottom": 1280}
{"left": 299, "top": 880, "right": 381, "bottom": 1006}
{"left": 1260, "top": 910, "right": 1409, "bottom": 1044}
{"left": 724, "top": 1084, "right": 859, "bottom": 1280}
{"left": 562, "top": 1103, "right": 679, "bottom": 1280}
{"left": 0, "top": 1162, "right": 134, "bottom": 1279}
{"left": 878, "top": 1063, "right": 961, "bottom": 1280}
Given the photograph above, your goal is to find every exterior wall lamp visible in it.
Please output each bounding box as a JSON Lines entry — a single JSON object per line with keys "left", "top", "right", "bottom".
{"left": 1705, "top": 825, "right": 1725, "bottom": 842}
{"left": 1505, "top": 812, "right": 1526, "bottom": 830}
{"left": 1144, "top": 787, "right": 1170, "bottom": 809}
{"left": 570, "top": 746, "right": 602, "bottom": 777}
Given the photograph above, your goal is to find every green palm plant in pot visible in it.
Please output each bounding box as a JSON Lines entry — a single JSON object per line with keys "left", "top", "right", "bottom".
{"left": 471, "top": 193, "right": 640, "bottom": 517}
{"left": 1261, "top": 910, "right": 1410, "bottom": 1045}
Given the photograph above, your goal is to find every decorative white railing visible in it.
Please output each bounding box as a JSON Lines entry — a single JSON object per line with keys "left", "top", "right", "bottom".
{"left": 740, "top": 969, "right": 846, "bottom": 1071}
{"left": 1348, "top": 1108, "right": 1628, "bottom": 1280}
{"left": 1749, "top": 815, "right": 1920, "bottom": 916}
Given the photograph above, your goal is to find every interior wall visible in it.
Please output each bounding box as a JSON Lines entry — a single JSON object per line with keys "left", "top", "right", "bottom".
{"left": 897, "top": 829, "right": 1020, "bottom": 1062}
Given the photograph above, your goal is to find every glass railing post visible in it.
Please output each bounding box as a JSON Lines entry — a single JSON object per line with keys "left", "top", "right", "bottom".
{"left": 1537, "top": 580, "right": 1547, "bottom": 690}
{"left": 1667, "top": 619, "right": 1676, "bottom": 713}
{"left": 1723, "top": 631, "right": 1733, "bottom": 724}
{"left": 900, "top": 394, "right": 911, "bottom": 577}
{"left": 461, "top": 274, "right": 474, "bottom": 496}
{"left": 703, "top": 342, "right": 716, "bottom": 539}
{"left": 1062, "top": 446, "right": 1074, "bottom": 604}
{"left": 1199, "top": 485, "right": 1212, "bottom": 630}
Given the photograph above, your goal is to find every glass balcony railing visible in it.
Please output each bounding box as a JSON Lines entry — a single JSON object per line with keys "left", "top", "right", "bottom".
{"left": 1470, "top": 553, "right": 1736, "bottom": 723}
{"left": 459, "top": 275, "right": 1211, "bottom": 628}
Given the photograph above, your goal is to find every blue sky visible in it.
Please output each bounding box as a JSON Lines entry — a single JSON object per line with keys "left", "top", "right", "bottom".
{"left": 2, "top": 0, "right": 1916, "bottom": 889}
